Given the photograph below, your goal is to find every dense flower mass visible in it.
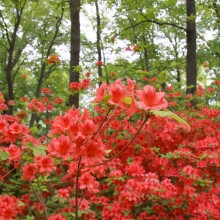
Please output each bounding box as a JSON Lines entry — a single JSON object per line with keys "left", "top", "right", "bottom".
{"left": 0, "top": 195, "right": 20, "bottom": 219}
{"left": 48, "top": 135, "right": 75, "bottom": 160}
{"left": 0, "top": 78, "right": 219, "bottom": 219}
{"left": 69, "top": 78, "right": 91, "bottom": 92}
{"left": 93, "top": 78, "right": 168, "bottom": 115}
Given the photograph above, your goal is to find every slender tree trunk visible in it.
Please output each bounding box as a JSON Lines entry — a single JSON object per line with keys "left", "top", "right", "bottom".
{"left": 4, "top": 1, "right": 26, "bottom": 114}
{"left": 95, "top": 0, "right": 102, "bottom": 87}
{"left": 177, "top": 68, "right": 181, "bottom": 82}
{"left": 29, "top": 6, "right": 65, "bottom": 128}
{"left": 186, "top": 0, "right": 197, "bottom": 95}
{"left": 69, "top": 0, "right": 80, "bottom": 108}
{"left": 143, "top": 36, "right": 149, "bottom": 71}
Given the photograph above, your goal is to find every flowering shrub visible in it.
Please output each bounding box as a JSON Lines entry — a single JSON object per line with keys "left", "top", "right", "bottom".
{"left": 96, "top": 60, "right": 103, "bottom": 67}
{"left": 47, "top": 54, "right": 61, "bottom": 65}
{"left": 69, "top": 78, "right": 91, "bottom": 93}
{"left": 0, "top": 78, "right": 219, "bottom": 219}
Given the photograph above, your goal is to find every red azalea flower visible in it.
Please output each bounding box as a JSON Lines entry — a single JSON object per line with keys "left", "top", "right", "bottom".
{"left": 80, "top": 138, "right": 105, "bottom": 166}
{"left": 110, "top": 71, "right": 116, "bottom": 76}
{"left": 56, "top": 188, "right": 70, "bottom": 199}
{"left": 150, "top": 77, "right": 158, "bottom": 82}
{"left": 48, "top": 135, "right": 75, "bottom": 160}
{"left": 136, "top": 85, "right": 168, "bottom": 110}
{"left": 48, "top": 213, "right": 66, "bottom": 220}
{"left": 93, "top": 83, "right": 108, "bottom": 103}
{"left": 42, "top": 87, "right": 52, "bottom": 94}
{"left": 54, "top": 97, "right": 63, "bottom": 104}
{"left": 22, "top": 164, "right": 36, "bottom": 181}
{"left": 0, "top": 195, "right": 19, "bottom": 219}
{"left": 6, "top": 144, "right": 21, "bottom": 162}
{"left": 133, "top": 45, "right": 139, "bottom": 52}
{"left": 125, "top": 46, "right": 132, "bottom": 51}
{"left": 47, "top": 54, "right": 60, "bottom": 65}
{"left": 20, "top": 96, "right": 28, "bottom": 102}
{"left": 81, "top": 78, "right": 91, "bottom": 90}
{"left": 69, "top": 82, "right": 82, "bottom": 91}
{"left": 96, "top": 60, "right": 102, "bottom": 66}
{"left": 79, "top": 172, "right": 99, "bottom": 192}
{"left": 27, "top": 99, "right": 45, "bottom": 112}
{"left": 85, "top": 71, "right": 91, "bottom": 77}
{"left": 34, "top": 154, "right": 56, "bottom": 173}
{"left": 107, "top": 79, "right": 130, "bottom": 107}
{"left": 8, "top": 100, "right": 14, "bottom": 106}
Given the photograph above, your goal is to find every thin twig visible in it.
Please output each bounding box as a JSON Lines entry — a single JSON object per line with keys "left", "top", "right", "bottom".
{"left": 75, "top": 157, "right": 82, "bottom": 220}
{"left": 91, "top": 107, "right": 113, "bottom": 139}
{"left": 86, "top": 113, "right": 150, "bottom": 168}
{"left": 31, "top": 183, "right": 49, "bottom": 219}
{"left": 2, "top": 167, "right": 15, "bottom": 179}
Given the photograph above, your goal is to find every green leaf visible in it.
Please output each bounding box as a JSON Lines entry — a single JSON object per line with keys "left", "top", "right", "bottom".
{"left": 151, "top": 147, "right": 160, "bottom": 153}
{"left": 151, "top": 110, "right": 170, "bottom": 117}
{"left": 33, "top": 145, "right": 46, "bottom": 156}
{"left": 26, "top": 142, "right": 34, "bottom": 150}
{"left": 126, "top": 157, "right": 133, "bottom": 164}
{"left": 122, "top": 97, "right": 132, "bottom": 105}
{"left": 30, "top": 126, "right": 39, "bottom": 134}
{"left": 194, "top": 177, "right": 213, "bottom": 187}
{"left": 72, "top": 65, "right": 82, "bottom": 72}
{"left": 105, "top": 149, "right": 112, "bottom": 156}
{"left": 24, "top": 216, "right": 35, "bottom": 220}
{"left": 18, "top": 200, "right": 25, "bottom": 207}
{"left": 0, "top": 149, "right": 10, "bottom": 162}
{"left": 122, "top": 210, "right": 131, "bottom": 216}
{"left": 101, "top": 94, "right": 111, "bottom": 104}
{"left": 162, "top": 152, "right": 174, "bottom": 159}
{"left": 151, "top": 109, "right": 190, "bottom": 128}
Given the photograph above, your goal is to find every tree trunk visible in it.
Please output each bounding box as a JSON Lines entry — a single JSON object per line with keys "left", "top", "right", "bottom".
{"left": 4, "top": 1, "right": 26, "bottom": 114}
{"left": 186, "top": 0, "right": 197, "bottom": 95}
{"left": 143, "top": 36, "right": 149, "bottom": 71}
{"left": 69, "top": 0, "right": 81, "bottom": 108}
{"left": 95, "top": 0, "right": 102, "bottom": 87}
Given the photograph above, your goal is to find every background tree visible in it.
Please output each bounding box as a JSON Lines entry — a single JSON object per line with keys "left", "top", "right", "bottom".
{"left": 186, "top": 0, "right": 197, "bottom": 96}
{"left": 69, "top": 0, "right": 81, "bottom": 108}
{"left": 95, "top": 0, "right": 103, "bottom": 86}
{"left": 28, "top": 1, "right": 66, "bottom": 127}
{"left": 0, "top": 0, "right": 29, "bottom": 114}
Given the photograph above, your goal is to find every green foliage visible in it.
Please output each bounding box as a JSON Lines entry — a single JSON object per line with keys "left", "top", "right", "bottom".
{"left": 151, "top": 109, "right": 190, "bottom": 128}
{"left": 0, "top": 149, "right": 10, "bottom": 162}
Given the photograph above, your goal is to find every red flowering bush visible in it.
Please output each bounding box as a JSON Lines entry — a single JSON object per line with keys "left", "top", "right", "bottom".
{"left": 47, "top": 54, "right": 61, "bottom": 65}
{"left": 0, "top": 78, "right": 219, "bottom": 219}
{"left": 96, "top": 60, "right": 103, "bottom": 67}
{"left": 69, "top": 78, "right": 91, "bottom": 93}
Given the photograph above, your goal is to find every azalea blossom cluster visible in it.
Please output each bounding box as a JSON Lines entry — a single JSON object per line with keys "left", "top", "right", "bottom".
{"left": 94, "top": 78, "right": 168, "bottom": 115}
{"left": 26, "top": 88, "right": 63, "bottom": 115}
{"left": 0, "top": 92, "right": 8, "bottom": 111}
{"left": 48, "top": 108, "right": 105, "bottom": 166}
{"left": 47, "top": 54, "right": 61, "bottom": 65}
{"left": 0, "top": 78, "right": 219, "bottom": 219}
{"left": 69, "top": 78, "right": 91, "bottom": 92}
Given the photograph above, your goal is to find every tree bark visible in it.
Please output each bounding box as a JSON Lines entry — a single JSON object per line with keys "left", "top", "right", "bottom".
{"left": 186, "top": 0, "right": 197, "bottom": 95}
{"left": 69, "top": 0, "right": 80, "bottom": 108}
{"left": 143, "top": 35, "right": 150, "bottom": 71}
{"left": 3, "top": 0, "right": 26, "bottom": 114}
{"left": 95, "top": 0, "right": 102, "bottom": 87}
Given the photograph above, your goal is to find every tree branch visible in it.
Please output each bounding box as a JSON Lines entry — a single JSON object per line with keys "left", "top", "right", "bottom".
{"left": 0, "top": 11, "right": 11, "bottom": 45}
{"left": 121, "top": 9, "right": 186, "bottom": 35}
